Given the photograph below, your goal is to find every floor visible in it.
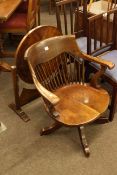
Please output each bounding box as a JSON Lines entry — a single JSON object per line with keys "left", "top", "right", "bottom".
{"left": 0, "top": 1, "right": 117, "bottom": 175}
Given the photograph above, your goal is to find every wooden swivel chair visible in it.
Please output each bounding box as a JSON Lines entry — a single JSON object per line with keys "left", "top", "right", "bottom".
{"left": 25, "top": 35, "right": 114, "bottom": 156}
{"left": 87, "top": 9, "right": 117, "bottom": 122}
{"left": 9, "top": 25, "right": 61, "bottom": 122}
{"left": 0, "top": 0, "right": 39, "bottom": 57}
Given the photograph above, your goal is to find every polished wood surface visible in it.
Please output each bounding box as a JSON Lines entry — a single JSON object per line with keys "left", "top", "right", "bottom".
{"left": 55, "top": 84, "right": 109, "bottom": 125}
{"left": 25, "top": 35, "right": 114, "bottom": 156}
{"left": 0, "top": 0, "right": 21, "bottom": 21}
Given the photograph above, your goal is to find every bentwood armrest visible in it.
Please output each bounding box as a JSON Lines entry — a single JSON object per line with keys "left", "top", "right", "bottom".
{"left": 34, "top": 78, "right": 60, "bottom": 105}
{"left": 81, "top": 52, "right": 114, "bottom": 70}
{"left": 29, "top": 63, "right": 60, "bottom": 105}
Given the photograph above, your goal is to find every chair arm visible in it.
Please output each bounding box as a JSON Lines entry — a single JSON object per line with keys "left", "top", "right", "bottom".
{"left": 34, "top": 78, "right": 60, "bottom": 105}
{"left": 28, "top": 62, "right": 60, "bottom": 105}
{"left": 80, "top": 52, "right": 115, "bottom": 88}
{"left": 81, "top": 52, "right": 114, "bottom": 70}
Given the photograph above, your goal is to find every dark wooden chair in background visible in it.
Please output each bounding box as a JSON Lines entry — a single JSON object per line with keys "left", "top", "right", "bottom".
{"left": 55, "top": 0, "right": 90, "bottom": 52}
{"left": 49, "top": 0, "right": 56, "bottom": 14}
{"left": 74, "top": 0, "right": 117, "bottom": 53}
{"left": 9, "top": 25, "right": 61, "bottom": 122}
{"left": 25, "top": 35, "right": 114, "bottom": 156}
{"left": 0, "top": 0, "right": 39, "bottom": 57}
{"left": 87, "top": 8, "right": 117, "bottom": 122}
{"left": 16, "top": 0, "right": 40, "bottom": 26}
{"left": 56, "top": 0, "right": 79, "bottom": 35}
{"left": 87, "top": 0, "right": 117, "bottom": 12}
{"left": 49, "top": 0, "right": 63, "bottom": 15}
{"left": 108, "top": 0, "right": 117, "bottom": 10}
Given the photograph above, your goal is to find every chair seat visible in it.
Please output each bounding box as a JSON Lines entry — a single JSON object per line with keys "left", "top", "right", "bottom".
{"left": 76, "top": 37, "right": 105, "bottom": 53}
{"left": 54, "top": 84, "right": 109, "bottom": 126}
{"left": 0, "top": 13, "right": 27, "bottom": 30}
{"left": 76, "top": 37, "right": 87, "bottom": 53}
{"left": 91, "top": 50, "right": 117, "bottom": 82}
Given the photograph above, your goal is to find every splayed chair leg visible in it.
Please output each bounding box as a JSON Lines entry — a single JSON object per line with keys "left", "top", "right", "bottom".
{"left": 78, "top": 126, "right": 90, "bottom": 157}
{"left": 109, "top": 87, "right": 117, "bottom": 122}
{"left": 40, "top": 122, "right": 62, "bottom": 136}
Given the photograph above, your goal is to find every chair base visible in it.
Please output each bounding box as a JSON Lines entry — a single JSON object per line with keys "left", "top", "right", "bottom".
{"left": 40, "top": 122, "right": 62, "bottom": 136}
{"left": 9, "top": 103, "right": 30, "bottom": 122}
{"left": 40, "top": 122, "right": 90, "bottom": 157}
{"left": 78, "top": 126, "right": 90, "bottom": 157}
{"left": 95, "top": 116, "right": 109, "bottom": 124}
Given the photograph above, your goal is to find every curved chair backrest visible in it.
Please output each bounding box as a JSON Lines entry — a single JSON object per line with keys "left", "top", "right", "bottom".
{"left": 25, "top": 35, "right": 86, "bottom": 91}
{"left": 25, "top": 34, "right": 113, "bottom": 91}
{"left": 15, "top": 25, "right": 62, "bottom": 84}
